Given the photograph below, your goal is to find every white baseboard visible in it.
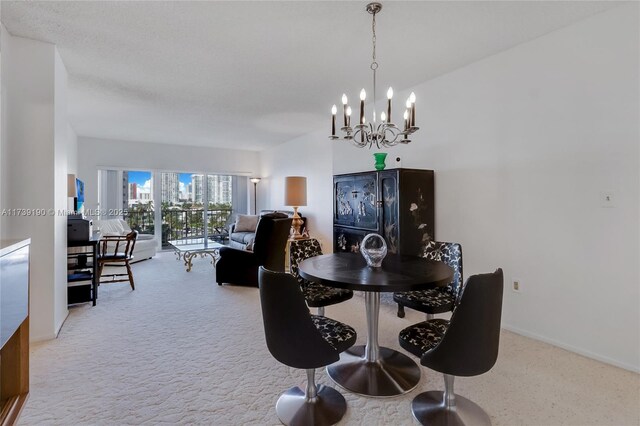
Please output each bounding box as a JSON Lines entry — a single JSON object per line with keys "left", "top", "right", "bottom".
{"left": 31, "top": 310, "right": 69, "bottom": 343}
{"left": 54, "top": 309, "right": 69, "bottom": 337}
{"left": 502, "top": 323, "right": 639, "bottom": 373}
{"left": 30, "top": 331, "right": 57, "bottom": 343}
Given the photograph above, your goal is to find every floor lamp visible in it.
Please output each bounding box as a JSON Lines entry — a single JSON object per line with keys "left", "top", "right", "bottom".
{"left": 250, "top": 178, "right": 261, "bottom": 215}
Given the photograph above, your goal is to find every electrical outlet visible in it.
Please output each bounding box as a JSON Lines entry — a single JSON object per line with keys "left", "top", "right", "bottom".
{"left": 512, "top": 280, "right": 521, "bottom": 293}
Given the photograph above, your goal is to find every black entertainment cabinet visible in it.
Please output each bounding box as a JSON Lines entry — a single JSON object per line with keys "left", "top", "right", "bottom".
{"left": 333, "top": 168, "right": 435, "bottom": 256}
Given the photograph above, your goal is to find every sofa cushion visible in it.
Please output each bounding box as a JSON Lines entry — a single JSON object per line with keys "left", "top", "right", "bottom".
{"left": 94, "top": 219, "right": 127, "bottom": 236}
{"left": 234, "top": 215, "right": 259, "bottom": 232}
{"left": 230, "top": 231, "right": 255, "bottom": 245}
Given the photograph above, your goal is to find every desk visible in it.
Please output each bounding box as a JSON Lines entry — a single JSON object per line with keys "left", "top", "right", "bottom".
{"left": 299, "top": 253, "right": 453, "bottom": 397}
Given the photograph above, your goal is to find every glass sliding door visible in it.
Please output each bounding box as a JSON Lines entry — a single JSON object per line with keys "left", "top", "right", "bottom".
{"left": 161, "top": 172, "right": 234, "bottom": 248}
{"left": 124, "top": 171, "right": 155, "bottom": 235}
{"left": 206, "top": 175, "right": 233, "bottom": 241}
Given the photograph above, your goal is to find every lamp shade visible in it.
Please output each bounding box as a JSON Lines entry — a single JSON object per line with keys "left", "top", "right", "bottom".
{"left": 284, "top": 176, "right": 307, "bottom": 207}
{"left": 67, "top": 174, "right": 77, "bottom": 197}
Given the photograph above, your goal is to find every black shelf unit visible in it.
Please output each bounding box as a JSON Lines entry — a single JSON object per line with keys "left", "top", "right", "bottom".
{"left": 67, "top": 237, "right": 99, "bottom": 306}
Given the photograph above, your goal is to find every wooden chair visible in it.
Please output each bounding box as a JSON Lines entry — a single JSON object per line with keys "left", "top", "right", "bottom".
{"left": 97, "top": 230, "right": 138, "bottom": 290}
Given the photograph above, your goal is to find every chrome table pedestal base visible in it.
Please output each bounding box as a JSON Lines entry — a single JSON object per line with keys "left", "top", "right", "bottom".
{"left": 276, "top": 385, "right": 347, "bottom": 426}
{"left": 327, "top": 291, "right": 420, "bottom": 397}
{"left": 327, "top": 345, "right": 421, "bottom": 397}
{"left": 411, "top": 391, "right": 491, "bottom": 426}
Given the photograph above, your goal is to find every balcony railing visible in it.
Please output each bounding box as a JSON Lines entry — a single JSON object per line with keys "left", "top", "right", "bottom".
{"left": 125, "top": 208, "right": 233, "bottom": 247}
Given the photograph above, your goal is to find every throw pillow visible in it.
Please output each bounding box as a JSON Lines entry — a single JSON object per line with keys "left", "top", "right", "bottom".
{"left": 235, "top": 215, "right": 259, "bottom": 232}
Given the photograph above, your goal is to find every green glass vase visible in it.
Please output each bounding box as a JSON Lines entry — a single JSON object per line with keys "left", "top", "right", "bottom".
{"left": 373, "top": 152, "right": 387, "bottom": 171}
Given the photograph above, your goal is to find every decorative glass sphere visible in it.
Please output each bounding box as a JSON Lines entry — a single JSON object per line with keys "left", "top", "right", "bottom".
{"left": 361, "top": 233, "right": 388, "bottom": 268}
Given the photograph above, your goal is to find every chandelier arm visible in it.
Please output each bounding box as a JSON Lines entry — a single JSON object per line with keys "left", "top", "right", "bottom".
{"left": 381, "top": 126, "right": 402, "bottom": 147}
{"left": 350, "top": 128, "right": 368, "bottom": 148}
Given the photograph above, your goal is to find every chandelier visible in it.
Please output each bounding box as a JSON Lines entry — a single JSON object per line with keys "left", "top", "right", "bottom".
{"left": 329, "top": 2, "right": 418, "bottom": 148}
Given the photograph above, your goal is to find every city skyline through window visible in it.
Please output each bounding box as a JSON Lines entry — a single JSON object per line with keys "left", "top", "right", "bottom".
{"left": 124, "top": 171, "right": 232, "bottom": 207}
{"left": 122, "top": 170, "right": 234, "bottom": 247}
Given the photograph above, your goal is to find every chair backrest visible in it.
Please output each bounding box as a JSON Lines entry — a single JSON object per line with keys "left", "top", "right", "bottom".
{"left": 423, "top": 241, "right": 463, "bottom": 298}
{"left": 421, "top": 269, "right": 503, "bottom": 377}
{"left": 252, "top": 216, "right": 293, "bottom": 272}
{"left": 100, "top": 230, "right": 138, "bottom": 258}
{"left": 289, "top": 239, "right": 323, "bottom": 284}
{"left": 258, "top": 267, "right": 339, "bottom": 369}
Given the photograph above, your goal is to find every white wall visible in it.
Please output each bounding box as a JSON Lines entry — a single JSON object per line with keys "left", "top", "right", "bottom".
{"left": 259, "top": 129, "right": 334, "bottom": 248}
{"left": 262, "top": 5, "right": 639, "bottom": 371}
{"left": 77, "top": 136, "right": 260, "bottom": 216}
{"left": 0, "top": 28, "right": 70, "bottom": 341}
{"left": 67, "top": 124, "right": 78, "bottom": 174}
{"left": 0, "top": 23, "right": 11, "bottom": 240}
{"left": 53, "top": 50, "right": 69, "bottom": 335}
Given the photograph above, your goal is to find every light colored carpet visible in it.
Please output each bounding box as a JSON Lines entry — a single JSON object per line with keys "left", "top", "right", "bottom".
{"left": 20, "top": 252, "right": 639, "bottom": 425}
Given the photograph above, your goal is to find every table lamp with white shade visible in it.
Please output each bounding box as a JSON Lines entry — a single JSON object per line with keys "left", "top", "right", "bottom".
{"left": 284, "top": 176, "right": 307, "bottom": 239}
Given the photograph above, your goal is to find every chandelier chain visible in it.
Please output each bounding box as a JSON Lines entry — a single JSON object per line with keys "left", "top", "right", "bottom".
{"left": 371, "top": 11, "right": 377, "bottom": 68}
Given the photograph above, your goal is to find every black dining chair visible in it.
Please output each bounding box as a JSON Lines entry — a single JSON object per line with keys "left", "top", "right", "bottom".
{"left": 393, "top": 241, "right": 463, "bottom": 319}
{"left": 289, "top": 239, "right": 353, "bottom": 316}
{"left": 258, "top": 267, "right": 357, "bottom": 426}
{"left": 398, "top": 269, "right": 503, "bottom": 426}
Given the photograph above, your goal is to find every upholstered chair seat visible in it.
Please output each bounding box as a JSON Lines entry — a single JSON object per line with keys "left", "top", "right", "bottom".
{"left": 394, "top": 240, "right": 463, "bottom": 319}
{"left": 289, "top": 239, "right": 353, "bottom": 316}
{"left": 310, "top": 315, "right": 357, "bottom": 351}
{"left": 398, "top": 318, "right": 449, "bottom": 356}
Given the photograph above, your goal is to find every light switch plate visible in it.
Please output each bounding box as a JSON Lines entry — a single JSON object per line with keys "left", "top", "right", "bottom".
{"left": 600, "top": 192, "right": 615, "bottom": 208}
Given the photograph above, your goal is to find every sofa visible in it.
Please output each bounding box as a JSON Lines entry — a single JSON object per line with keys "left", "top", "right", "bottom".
{"left": 228, "top": 210, "right": 306, "bottom": 250}
{"left": 93, "top": 219, "right": 158, "bottom": 262}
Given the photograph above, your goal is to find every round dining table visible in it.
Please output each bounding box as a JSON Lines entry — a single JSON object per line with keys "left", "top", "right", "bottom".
{"left": 298, "top": 252, "right": 453, "bottom": 397}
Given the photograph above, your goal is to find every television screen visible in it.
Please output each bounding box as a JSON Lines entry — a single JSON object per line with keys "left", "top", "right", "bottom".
{"left": 76, "top": 178, "right": 85, "bottom": 211}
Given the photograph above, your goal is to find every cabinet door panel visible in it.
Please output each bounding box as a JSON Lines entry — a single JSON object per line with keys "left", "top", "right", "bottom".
{"left": 334, "top": 177, "right": 355, "bottom": 227}
{"left": 334, "top": 227, "right": 368, "bottom": 254}
{"left": 379, "top": 171, "right": 399, "bottom": 254}
{"left": 399, "top": 170, "right": 435, "bottom": 256}
{"left": 352, "top": 174, "right": 378, "bottom": 230}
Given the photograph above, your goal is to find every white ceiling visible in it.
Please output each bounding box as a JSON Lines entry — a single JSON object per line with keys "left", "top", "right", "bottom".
{"left": 1, "top": 1, "right": 621, "bottom": 151}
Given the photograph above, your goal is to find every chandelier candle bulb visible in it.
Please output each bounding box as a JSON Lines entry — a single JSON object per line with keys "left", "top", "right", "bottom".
{"left": 360, "top": 89, "right": 366, "bottom": 125}
{"left": 387, "top": 87, "right": 393, "bottom": 121}
{"left": 331, "top": 105, "right": 337, "bottom": 136}
{"left": 346, "top": 106, "right": 352, "bottom": 127}
{"left": 409, "top": 92, "right": 416, "bottom": 127}
{"left": 342, "top": 94, "right": 348, "bottom": 126}
{"left": 381, "top": 111, "right": 387, "bottom": 122}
